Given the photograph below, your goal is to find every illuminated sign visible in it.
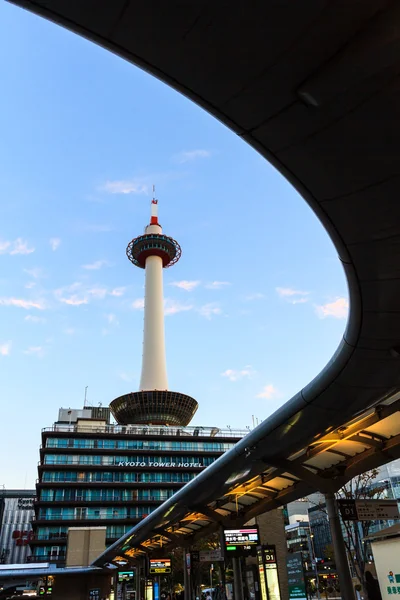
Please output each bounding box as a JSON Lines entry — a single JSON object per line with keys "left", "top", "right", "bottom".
{"left": 223, "top": 527, "right": 260, "bottom": 557}
{"left": 117, "top": 461, "right": 203, "bottom": 468}
{"left": 149, "top": 558, "right": 171, "bottom": 574}
{"left": 257, "top": 546, "right": 282, "bottom": 600}
{"left": 118, "top": 571, "right": 134, "bottom": 582}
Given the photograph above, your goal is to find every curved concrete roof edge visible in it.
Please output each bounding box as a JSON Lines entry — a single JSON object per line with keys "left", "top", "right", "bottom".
{"left": 6, "top": 0, "right": 398, "bottom": 568}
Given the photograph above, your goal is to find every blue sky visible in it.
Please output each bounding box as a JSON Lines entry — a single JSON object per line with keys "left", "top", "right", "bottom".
{"left": 0, "top": 2, "right": 348, "bottom": 488}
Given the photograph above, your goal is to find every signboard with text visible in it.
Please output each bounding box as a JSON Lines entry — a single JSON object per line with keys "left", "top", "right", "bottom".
{"left": 199, "top": 549, "right": 223, "bottom": 562}
{"left": 257, "top": 546, "right": 282, "bottom": 600}
{"left": 338, "top": 499, "right": 400, "bottom": 521}
{"left": 223, "top": 526, "right": 260, "bottom": 557}
{"left": 287, "top": 553, "right": 307, "bottom": 600}
{"left": 149, "top": 558, "right": 171, "bottom": 574}
{"left": 117, "top": 460, "right": 203, "bottom": 468}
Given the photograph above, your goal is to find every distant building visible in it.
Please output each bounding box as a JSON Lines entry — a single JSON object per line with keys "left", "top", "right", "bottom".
{"left": 308, "top": 503, "right": 331, "bottom": 561}
{"left": 285, "top": 521, "right": 313, "bottom": 570}
{"left": 0, "top": 489, "right": 36, "bottom": 564}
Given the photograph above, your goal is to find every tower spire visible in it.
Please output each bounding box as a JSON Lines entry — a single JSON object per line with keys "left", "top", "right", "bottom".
{"left": 150, "top": 185, "right": 159, "bottom": 226}
{"left": 110, "top": 193, "right": 198, "bottom": 427}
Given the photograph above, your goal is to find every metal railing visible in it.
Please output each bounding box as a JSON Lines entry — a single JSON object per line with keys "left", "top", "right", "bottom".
{"left": 34, "top": 513, "right": 146, "bottom": 521}
{"left": 41, "top": 424, "right": 248, "bottom": 439}
{"left": 27, "top": 553, "right": 66, "bottom": 563}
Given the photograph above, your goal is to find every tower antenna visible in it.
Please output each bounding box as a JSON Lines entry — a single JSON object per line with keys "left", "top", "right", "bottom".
{"left": 84, "top": 386, "right": 88, "bottom": 407}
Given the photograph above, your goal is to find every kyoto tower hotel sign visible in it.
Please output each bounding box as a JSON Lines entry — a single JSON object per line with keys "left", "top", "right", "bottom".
{"left": 111, "top": 197, "right": 198, "bottom": 426}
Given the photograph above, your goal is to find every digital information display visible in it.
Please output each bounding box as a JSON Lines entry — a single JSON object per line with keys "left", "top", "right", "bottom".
{"left": 118, "top": 571, "right": 134, "bottom": 582}
{"left": 223, "top": 527, "right": 260, "bottom": 557}
{"left": 149, "top": 558, "right": 172, "bottom": 574}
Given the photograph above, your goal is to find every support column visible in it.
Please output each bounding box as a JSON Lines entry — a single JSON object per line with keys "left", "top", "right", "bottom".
{"left": 232, "top": 557, "right": 244, "bottom": 600}
{"left": 136, "top": 563, "right": 141, "bottom": 600}
{"left": 325, "top": 493, "right": 355, "bottom": 600}
{"left": 184, "top": 553, "right": 191, "bottom": 600}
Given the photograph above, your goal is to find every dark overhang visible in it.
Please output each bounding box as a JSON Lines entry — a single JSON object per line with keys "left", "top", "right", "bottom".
{"left": 5, "top": 0, "right": 400, "bottom": 569}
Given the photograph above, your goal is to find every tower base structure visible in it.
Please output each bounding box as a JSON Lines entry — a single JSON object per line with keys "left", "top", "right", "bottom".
{"left": 110, "top": 390, "right": 198, "bottom": 426}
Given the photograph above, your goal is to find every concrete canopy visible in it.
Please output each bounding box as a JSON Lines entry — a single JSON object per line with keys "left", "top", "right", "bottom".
{"left": 6, "top": 0, "right": 400, "bottom": 565}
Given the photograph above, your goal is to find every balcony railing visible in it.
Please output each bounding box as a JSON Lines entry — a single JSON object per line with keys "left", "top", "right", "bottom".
{"left": 32, "top": 533, "right": 68, "bottom": 541}
{"left": 34, "top": 513, "right": 145, "bottom": 521}
{"left": 27, "top": 553, "right": 66, "bottom": 563}
{"left": 42, "top": 424, "right": 248, "bottom": 439}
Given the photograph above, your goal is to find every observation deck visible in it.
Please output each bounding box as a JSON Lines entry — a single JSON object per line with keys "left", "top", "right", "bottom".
{"left": 110, "top": 390, "right": 198, "bottom": 426}
{"left": 126, "top": 233, "right": 181, "bottom": 269}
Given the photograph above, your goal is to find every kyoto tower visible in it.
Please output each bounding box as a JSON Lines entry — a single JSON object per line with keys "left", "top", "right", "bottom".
{"left": 110, "top": 195, "right": 199, "bottom": 426}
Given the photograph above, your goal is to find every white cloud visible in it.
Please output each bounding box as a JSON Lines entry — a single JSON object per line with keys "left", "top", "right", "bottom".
{"left": 110, "top": 287, "right": 125, "bottom": 297}
{"left": 82, "top": 260, "right": 111, "bottom": 270}
{"left": 0, "top": 297, "right": 46, "bottom": 310}
{"left": 170, "top": 280, "right": 200, "bottom": 292}
{"left": 199, "top": 303, "right": 222, "bottom": 319}
{"left": 49, "top": 238, "right": 61, "bottom": 251}
{"left": 164, "top": 299, "right": 193, "bottom": 316}
{"left": 54, "top": 282, "right": 120, "bottom": 306}
{"left": 173, "top": 149, "right": 211, "bottom": 164}
{"left": 0, "top": 238, "right": 34, "bottom": 255}
{"left": 102, "top": 180, "right": 149, "bottom": 195}
{"left": 25, "top": 282, "right": 36, "bottom": 289}
{"left": 0, "top": 341, "right": 11, "bottom": 356}
{"left": 256, "top": 384, "right": 279, "bottom": 399}
{"left": 221, "top": 366, "right": 255, "bottom": 382}
{"left": 24, "top": 346, "right": 45, "bottom": 358}
{"left": 245, "top": 293, "right": 265, "bottom": 301}
{"left": 24, "top": 267, "right": 44, "bottom": 279}
{"left": 206, "top": 281, "right": 231, "bottom": 290}
{"left": 87, "top": 287, "right": 108, "bottom": 299}
{"left": 59, "top": 296, "right": 88, "bottom": 306}
{"left": 105, "top": 313, "right": 119, "bottom": 326}
{"left": 315, "top": 297, "right": 349, "bottom": 320}
{"left": 276, "top": 287, "right": 310, "bottom": 304}
{"left": 63, "top": 328, "right": 76, "bottom": 335}
{"left": 132, "top": 298, "right": 145, "bottom": 310}
{"left": 0, "top": 241, "right": 11, "bottom": 253}
{"left": 25, "top": 315, "right": 46, "bottom": 324}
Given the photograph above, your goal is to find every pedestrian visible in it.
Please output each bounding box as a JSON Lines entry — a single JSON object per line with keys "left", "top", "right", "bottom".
{"left": 365, "top": 571, "right": 382, "bottom": 600}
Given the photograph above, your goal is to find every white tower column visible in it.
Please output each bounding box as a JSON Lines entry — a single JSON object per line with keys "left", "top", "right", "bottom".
{"left": 139, "top": 253, "right": 168, "bottom": 391}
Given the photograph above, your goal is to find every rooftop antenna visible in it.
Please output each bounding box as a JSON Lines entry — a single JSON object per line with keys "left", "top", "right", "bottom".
{"left": 84, "top": 386, "right": 88, "bottom": 407}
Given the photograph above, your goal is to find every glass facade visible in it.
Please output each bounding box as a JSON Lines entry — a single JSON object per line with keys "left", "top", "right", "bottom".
{"left": 46, "top": 438, "right": 234, "bottom": 451}
{"left": 43, "top": 454, "right": 216, "bottom": 466}
{"left": 32, "top": 420, "right": 243, "bottom": 564}
{"left": 37, "top": 507, "right": 154, "bottom": 520}
{"left": 41, "top": 470, "right": 195, "bottom": 483}
{"left": 39, "top": 488, "right": 174, "bottom": 501}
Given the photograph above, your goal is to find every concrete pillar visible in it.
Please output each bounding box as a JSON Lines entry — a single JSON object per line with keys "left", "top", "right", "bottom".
{"left": 233, "top": 557, "right": 244, "bottom": 600}
{"left": 325, "top": 493, "right": 355, "bottom": 600}
{"left": 255, "top": 509, "right": 289, "bottom": 600}
{"left": 66, "top": 526, "right": 106, "bottom": 567}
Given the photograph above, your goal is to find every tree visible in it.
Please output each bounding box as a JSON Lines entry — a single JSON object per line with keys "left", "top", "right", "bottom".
{"left": 309, "top": 469, "right": 390, "bottom": 593}
{"left": 338, "top": 469, "right": 389, "bottom": 591}
{"left": 169, "top": 532, "right": 222, "bottom": 592}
